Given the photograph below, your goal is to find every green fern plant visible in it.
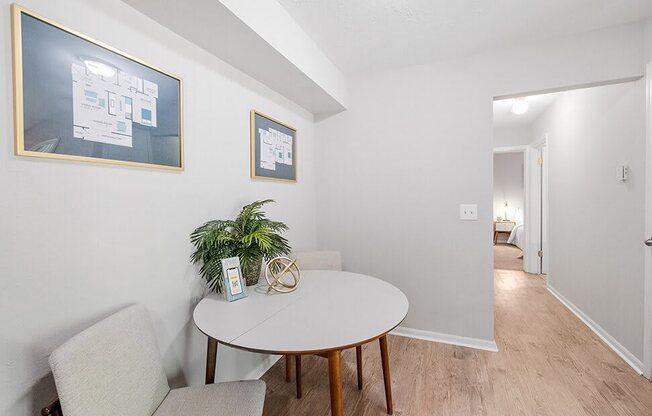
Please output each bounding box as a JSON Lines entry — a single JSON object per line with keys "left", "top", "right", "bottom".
{"left": 190, "top": 199, "right": 291, "bottom": 293}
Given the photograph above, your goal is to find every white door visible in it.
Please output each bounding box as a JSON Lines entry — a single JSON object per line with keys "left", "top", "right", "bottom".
{"left": 541, "top": 144, "right": 549, "bottom": 274}
{"left": 524, "top": 144, "right": 541, "bottom": 274}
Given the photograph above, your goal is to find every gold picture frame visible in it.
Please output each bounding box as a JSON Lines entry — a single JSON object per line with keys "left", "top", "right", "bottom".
{"left": 11, "top": 4, "right": 184, "bottom": 171}
{"left": 250, "top": 110, "right": 297, "bottom": 182}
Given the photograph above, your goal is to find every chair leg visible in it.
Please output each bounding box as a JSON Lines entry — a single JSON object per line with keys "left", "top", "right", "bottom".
{"left": 295, "top": 355, "right": 302, "bottom": 399}
{"left": 356, "top": 345, "right": 363, "bottom": 390}
{"left": 285, "top": 354, "right": 292, "bottom": 382}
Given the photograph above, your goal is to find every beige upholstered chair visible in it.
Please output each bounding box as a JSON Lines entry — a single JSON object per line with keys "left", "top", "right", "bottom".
{"left": 285, "top": 251, "right": 363, "bottom": 398}
{"left": 46, "top": 304, "right": 265, "bottom": 416}
{"left": 291, "top": 250, "right": 342, "bottom": 272}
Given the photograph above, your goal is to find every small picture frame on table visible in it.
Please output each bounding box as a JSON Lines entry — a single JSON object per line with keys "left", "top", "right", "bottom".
{"left": 220, "top": 257, "right": 248, "bottom": 302}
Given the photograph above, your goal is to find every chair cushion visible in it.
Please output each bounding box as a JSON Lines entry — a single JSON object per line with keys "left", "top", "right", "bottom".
{"left": 153, "top": 381, "right": 266, "bottom": 416}
{"left": 291, "top": 251, "right": 342, "bottom": 271}
{"left": 49, "top": 304, "right": 170, "bottom": 416}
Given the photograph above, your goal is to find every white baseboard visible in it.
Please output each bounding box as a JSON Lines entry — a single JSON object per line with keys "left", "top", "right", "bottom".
{"left": 547, "top": 284, "right": 644, "bottom": 375}
{"left": 245, "top": 355, "right": 282, "bottom": 380}
{"left": 391, "top": 326, "right": 498, "bottom": 352}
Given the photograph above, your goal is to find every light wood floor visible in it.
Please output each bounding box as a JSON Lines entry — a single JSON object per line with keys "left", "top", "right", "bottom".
{"left": 493, "top": 243, "right": 523, "bottom": 271}
{"left": 260, "top": 269, "right": 652, "bottom": 415}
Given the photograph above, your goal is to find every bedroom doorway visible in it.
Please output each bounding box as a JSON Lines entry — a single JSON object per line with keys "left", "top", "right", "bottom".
{"left": 492, "top": 148, "right": 526, "bottom": 271}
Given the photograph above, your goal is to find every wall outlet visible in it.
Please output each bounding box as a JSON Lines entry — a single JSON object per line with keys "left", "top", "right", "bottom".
{"left": 460, "top": 204, "right": 478, "bottom": 220}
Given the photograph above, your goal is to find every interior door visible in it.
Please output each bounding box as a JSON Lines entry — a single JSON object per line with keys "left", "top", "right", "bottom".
{"left": 524, "top": 144, "right": 542, "bottom": 274}
{"left": 541, "top": 144, "right": 549, "bottom": 274}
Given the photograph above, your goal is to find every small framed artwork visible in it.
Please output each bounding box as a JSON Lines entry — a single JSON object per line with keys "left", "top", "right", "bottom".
{"left": 11, "top": 4, "right": 184, "bottom": 170}
{"left": 250, "top": 110, "right": 296, "bottom": 182}
{"left": 220, "top": 257, "right": 248, "bottom": 302}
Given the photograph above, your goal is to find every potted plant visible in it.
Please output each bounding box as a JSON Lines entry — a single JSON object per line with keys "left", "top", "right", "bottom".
{"left": 190, "top": 199, "right": 291, "bottom": 293}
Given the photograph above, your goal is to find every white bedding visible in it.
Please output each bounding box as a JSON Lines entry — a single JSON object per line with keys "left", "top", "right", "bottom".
{"left": 507, "top": 223, "right": 524, "bottom": 250}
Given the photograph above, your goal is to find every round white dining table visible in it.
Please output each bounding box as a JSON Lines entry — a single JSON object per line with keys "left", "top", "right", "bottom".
{"left": 193, "top": 270, "right": 409, "bottom": 416}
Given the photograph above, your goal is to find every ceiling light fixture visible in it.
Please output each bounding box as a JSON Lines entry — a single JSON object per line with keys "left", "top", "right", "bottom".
{"left": 510, "top": 97, "right": 529, "bottom": 115}
{"left": 82, "top": 59, "right": 117, "bottom": 78}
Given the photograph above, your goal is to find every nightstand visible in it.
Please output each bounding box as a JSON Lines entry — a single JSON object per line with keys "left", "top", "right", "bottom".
{"left": 494, "top": 220, "right": 515, "bottom": 244}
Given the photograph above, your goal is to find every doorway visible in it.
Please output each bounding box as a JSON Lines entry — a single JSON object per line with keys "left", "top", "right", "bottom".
{"left": 492, "top": 91, "right": 558, "bottom": 274}
{"left": 492, "top": 148, "right": 526, "bottom": 271}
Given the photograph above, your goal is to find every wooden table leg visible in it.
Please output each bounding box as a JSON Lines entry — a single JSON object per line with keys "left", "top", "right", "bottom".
{"left": 295, "top": 355, "right": 302, "bottom": 398}
{"left": 379, "top": 335, "right": 393, "bottom": 415}
{"left": 327, "top": 350, "right": 343, "bottom": 416}
{"left": 356, "top": 345, "right": 363, "bottom": 390}
{"left": 205, "top": 337, "right": 218, "bottom": 384}
{"left": 285, "top": 355, "right": 292, "bottom": 382}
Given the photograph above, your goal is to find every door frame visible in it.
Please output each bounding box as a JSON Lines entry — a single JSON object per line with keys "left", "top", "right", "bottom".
{"left": 530, "top": 135, "right": 549, "bottom": 275}
{"left": 644, "top": 62, "right": 652, "bottom": 379}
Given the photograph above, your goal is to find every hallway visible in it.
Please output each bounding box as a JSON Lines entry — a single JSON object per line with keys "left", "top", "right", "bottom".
{"left": 261, "top": 269, "right": 652, "bottom": 415}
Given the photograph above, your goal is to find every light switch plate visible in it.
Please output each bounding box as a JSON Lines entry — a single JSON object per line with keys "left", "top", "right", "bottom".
{"left": 460, "top": 204, "right": 478, "bottom": 220}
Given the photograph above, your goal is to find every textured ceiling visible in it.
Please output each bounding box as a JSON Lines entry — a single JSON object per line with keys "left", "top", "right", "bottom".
{"left": 278, "top": 0, "right": 652, "bottom": 74}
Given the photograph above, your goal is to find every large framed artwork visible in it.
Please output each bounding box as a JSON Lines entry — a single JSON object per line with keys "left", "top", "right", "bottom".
{"left": 250, "top": 110, "right": 296, "bottom": 182}
{"left": 11, "top": 4, "right": 184, "bottom": 170}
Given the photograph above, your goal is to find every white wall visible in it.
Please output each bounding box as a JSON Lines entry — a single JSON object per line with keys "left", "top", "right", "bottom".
{"left": 0, "top": 1, "right": 317, "bottom": 415}
{"left": 494, "top": 125, "right": 532, "bottom": 147}
{"left": 493, "top": 153, "right": 524, "bottom": 224}
{"left": 317, "top": 62, "right": 495, "bottom": 340}
{"left": 315, "top": 22, "right": 647, "bottom": 343}
{"left": 533, "top": 81, "right": 646, "bottom": 366}
{"left": 644, "top": 18, "right": 652, "bottom": 65}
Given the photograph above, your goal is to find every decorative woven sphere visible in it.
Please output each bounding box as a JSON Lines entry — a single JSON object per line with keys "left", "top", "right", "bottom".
{"left": 265, "top": 257, "right": 301, "bottom": 293}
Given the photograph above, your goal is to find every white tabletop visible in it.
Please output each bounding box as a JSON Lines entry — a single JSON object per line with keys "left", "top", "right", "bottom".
{"left": 193, "top": 270, "right": 409, "bottom": 354}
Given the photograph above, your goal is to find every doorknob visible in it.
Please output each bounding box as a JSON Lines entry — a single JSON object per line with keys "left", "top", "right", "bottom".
{"left": 646, "top": 238, "right": 652, "bottom": 247}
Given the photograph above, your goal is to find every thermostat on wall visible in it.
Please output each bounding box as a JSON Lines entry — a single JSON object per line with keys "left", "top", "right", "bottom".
{"left": 617, "top": 164, "right": 629, "bottom": 182}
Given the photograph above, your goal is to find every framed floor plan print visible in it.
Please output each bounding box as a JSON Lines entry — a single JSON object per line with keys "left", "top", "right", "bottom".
{"left": 11, "top": 4, "right": 184, "bottom": 170}
{"left": 250, "top": 110, "right": 297, "bottom": 182}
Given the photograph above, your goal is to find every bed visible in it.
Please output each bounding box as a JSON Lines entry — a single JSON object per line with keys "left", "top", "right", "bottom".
{"left": 507, "top": 223, "right": 524, "bottom": 250}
